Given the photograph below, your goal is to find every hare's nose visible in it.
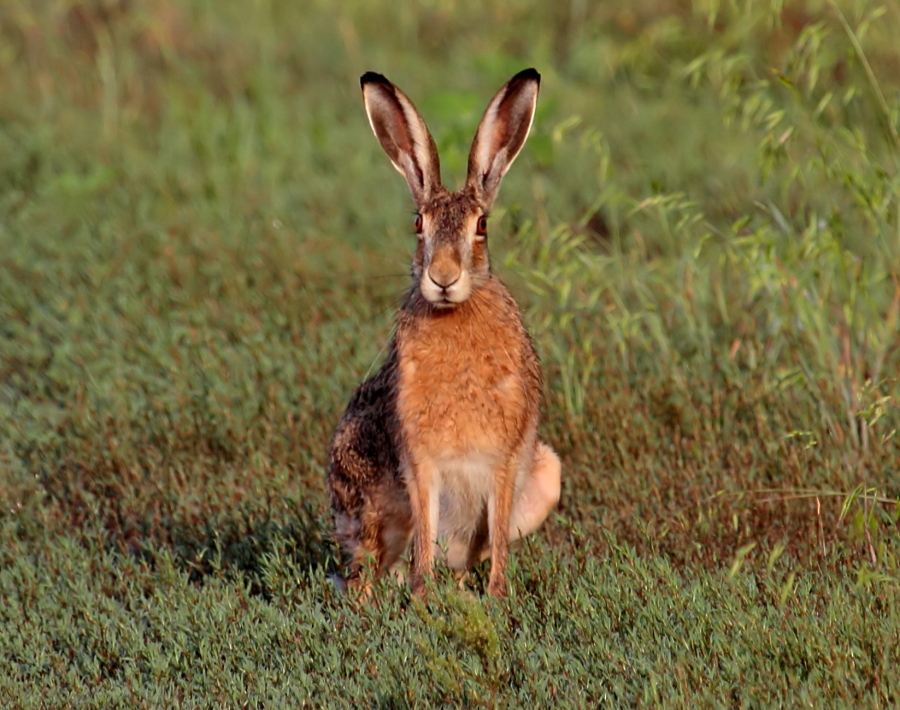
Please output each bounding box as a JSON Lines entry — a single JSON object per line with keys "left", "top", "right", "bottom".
{"left": 427, "top": 269, "right": 460, "bottom": 289}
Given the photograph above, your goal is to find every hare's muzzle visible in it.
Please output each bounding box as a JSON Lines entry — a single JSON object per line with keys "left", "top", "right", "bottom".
{"left": 421, "top": 248, "right": 471, "bottom": 307}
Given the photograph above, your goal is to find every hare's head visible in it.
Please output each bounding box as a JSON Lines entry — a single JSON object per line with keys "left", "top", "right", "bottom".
{"left": 361, "top": 69, "right": 540, "bottom": 309}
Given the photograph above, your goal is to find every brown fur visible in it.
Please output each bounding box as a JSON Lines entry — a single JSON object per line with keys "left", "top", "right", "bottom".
{"left": 397, "top": 285, "right": 539, "bottom": 458}
{"left": 327, "top": 68, "right": 559, "bottom": 597}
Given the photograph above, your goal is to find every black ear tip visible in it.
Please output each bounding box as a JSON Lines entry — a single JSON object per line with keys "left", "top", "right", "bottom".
{"left": 514, "top": 67, "right": 541, "bottom": 85}
{"left": 361, "top": 71, "right": 390, "bottom": 89}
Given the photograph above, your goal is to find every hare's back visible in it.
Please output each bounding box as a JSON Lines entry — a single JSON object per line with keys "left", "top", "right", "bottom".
{"left": 327, "top": 359, "right": 402, "bottom": 513}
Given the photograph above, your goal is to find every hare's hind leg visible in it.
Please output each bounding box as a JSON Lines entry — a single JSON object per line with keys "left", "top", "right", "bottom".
{"left": 476, "top": 442, "right": 560, "bottom": 565}
{"left": 331, "top": 486, "right": 412, "bottom": 594}
{"left": 509, "top": 442, "right": 561, "bottom": 542}
{"left": 348, "top": 480, "right": 413, "bottom": 592}
{"left": 328, "top": 415, "right": 412, "bottom": 594}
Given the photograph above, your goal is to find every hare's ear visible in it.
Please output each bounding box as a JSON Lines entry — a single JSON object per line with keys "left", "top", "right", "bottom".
{"left": 361, "top": 72, "right": 442, "bottom": 206}
{"left": 466, "top": 68, "right": 540, "bottom": 210}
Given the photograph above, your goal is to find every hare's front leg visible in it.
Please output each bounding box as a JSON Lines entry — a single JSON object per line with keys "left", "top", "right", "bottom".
{"left": 487, "top": 447, "right": 531, "bottom": 598}
{"left": 475, "top": 442, "right": 561, "bottom": 569}
{"left": 404, "top": 454, "right": 441, "bottom": 596}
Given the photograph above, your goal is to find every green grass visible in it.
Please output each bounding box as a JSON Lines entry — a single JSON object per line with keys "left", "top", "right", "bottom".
{"left": 1, "top": 0, "right": 899, "bottom": 706}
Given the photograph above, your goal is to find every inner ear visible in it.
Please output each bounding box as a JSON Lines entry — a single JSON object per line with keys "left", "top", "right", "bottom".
{"left": 361, "top": 73, "right": 442, "bottom": 205}
{"left": 466, "top": 68, "right": 540, "bottom": 209}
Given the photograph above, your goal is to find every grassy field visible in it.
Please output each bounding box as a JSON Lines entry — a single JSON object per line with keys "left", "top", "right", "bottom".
{"left": 2, "top": 0, "right": 900, "bottom": 706}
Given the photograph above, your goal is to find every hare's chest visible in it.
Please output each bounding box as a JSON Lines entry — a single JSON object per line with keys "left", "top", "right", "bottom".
{"left": 395, "top": 318, "right": 528, "bottom": 455}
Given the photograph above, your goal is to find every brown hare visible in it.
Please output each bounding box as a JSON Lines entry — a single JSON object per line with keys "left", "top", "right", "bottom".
{"left": 327, "top": 68, "right": 560, "bottom": 598}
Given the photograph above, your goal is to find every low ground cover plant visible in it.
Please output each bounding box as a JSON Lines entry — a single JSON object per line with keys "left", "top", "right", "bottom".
{"left": 1, "top": 1, "right": 898, "bottom": 705}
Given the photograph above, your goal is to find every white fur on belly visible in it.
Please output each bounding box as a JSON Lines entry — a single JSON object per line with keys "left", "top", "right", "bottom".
{"left": 434, "top": 451, "right": 496, "bottom": 549}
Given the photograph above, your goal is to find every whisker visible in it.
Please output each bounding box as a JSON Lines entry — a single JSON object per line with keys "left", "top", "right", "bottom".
{"left": 361, "top": 286, "right": 411, "bottom": 379}
{"left": 367, "top": 273, "right": 411, "bottom": 281}
{"left": 357, "top": 286, "right": 408, "bottom": 324}
{"left": 363, "top": 321, "right": 399, "bottom": 381}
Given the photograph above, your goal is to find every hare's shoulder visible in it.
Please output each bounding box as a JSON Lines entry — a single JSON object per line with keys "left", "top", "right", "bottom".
{"left": 328, "top": 349, "right": 402, "bottom": 491}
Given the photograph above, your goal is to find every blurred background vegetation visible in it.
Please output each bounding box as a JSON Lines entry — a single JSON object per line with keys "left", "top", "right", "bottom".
{"left": 1, "top": 0, "right": 899, "bottom": 705}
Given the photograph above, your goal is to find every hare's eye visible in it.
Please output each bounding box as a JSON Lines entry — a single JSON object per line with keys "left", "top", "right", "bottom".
{"left": 476, "top": 216, "right": 488, "bottom": 236}
{"left": 414, "top": 214, "right": 423, "bottom": 234}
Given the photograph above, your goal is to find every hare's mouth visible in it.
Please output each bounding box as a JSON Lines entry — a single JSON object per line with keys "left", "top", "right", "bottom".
{"left": 420, "top": 270, "right": 472, "bottom": 307}
{"left": 423, "top": 291, "right": 461, "bottom": 309}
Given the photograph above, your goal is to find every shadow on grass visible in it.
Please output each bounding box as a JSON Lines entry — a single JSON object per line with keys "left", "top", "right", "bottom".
{"left": 11, "top": 428, "right": 339, "bottom": 598}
